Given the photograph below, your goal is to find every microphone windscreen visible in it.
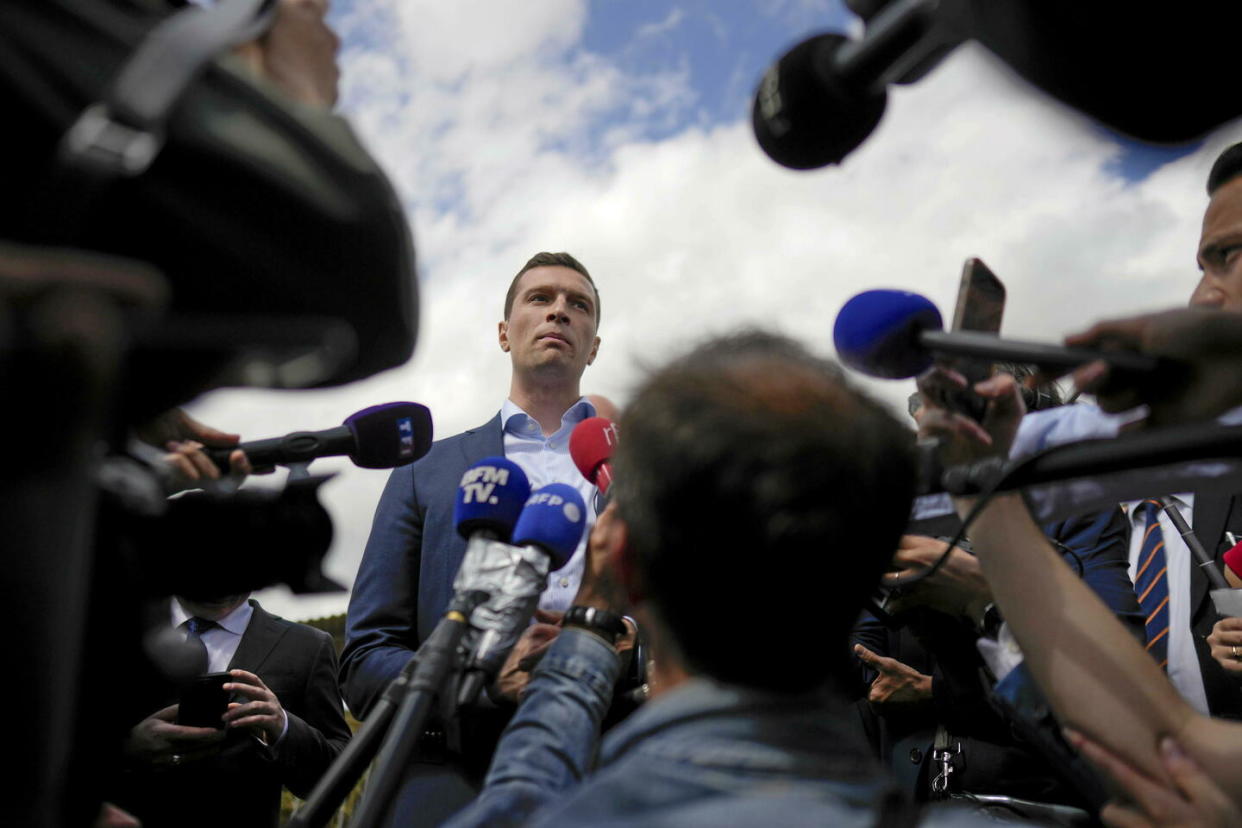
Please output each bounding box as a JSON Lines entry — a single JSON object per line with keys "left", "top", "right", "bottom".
{"left": 511, "top": 483, "right": 587, "bottom": 572}
{"left": 833, "top": 289, "right": 943, "bottom": 379}
{"left": 345, "top": 402, "right": 434, "bottom": 468}
{"left": 752, "top": 33, "right": 887, "bottom": 170}
{"left": 1224, "top": 541, "right": 1242, "bottom": 579}
{"left": 570, "top": 417, "right": 618, "bottom": 490}
{"left": 454, "top": 457, "right": 531, "bottom": 540}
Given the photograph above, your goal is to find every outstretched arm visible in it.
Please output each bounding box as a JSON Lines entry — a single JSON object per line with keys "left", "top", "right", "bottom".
{"left": 921, "top": 371, "right": 1242, "bottom": 797}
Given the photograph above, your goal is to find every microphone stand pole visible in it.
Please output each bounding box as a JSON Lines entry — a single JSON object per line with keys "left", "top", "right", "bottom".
{"left": 348, "top": 590, "right": 486, "bottom": 828}
{"left": 289, "top": 590, "right": 486, "bottom": 828}
{"left": 286, "top": 657, "right": 417, "bottom": 828}
{"left": 1159, "top": 497, "right": 1230, "bottom": 590}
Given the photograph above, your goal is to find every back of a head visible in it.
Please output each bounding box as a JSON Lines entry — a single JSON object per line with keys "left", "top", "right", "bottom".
{"left": 613, "top": 331, "right": 916, "bottom": 693}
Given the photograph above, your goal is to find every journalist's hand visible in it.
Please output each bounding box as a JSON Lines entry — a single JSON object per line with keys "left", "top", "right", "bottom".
{"left": 853, "top": 644, "right": 933, "bottom": 710}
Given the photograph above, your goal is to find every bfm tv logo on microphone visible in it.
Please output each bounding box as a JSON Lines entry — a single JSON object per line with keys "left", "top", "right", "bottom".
{"left": 398, "top": 417, "right": 415, "bottom": 458}
{"left": 460, "top": 465, "right": 513, "bottom": 505}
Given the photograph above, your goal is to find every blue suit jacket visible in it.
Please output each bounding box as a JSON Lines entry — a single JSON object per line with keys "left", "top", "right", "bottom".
{"left": 340, "top": 415, "right": 503, "bottom": 718}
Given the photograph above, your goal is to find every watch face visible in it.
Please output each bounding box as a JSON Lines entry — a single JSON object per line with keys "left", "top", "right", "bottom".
{"left": 568, "top": 606, "right": 626, "bottom": 641}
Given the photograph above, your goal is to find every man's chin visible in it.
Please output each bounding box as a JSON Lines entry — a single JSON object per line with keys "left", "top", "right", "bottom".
{"left": 526, "top": 354, "right": 586, "bottom": 378}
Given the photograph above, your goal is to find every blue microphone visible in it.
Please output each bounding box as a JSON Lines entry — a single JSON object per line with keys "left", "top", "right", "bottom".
{"left": 511, "top": 483, "right": 587, "bottom": 572}
{"left": 833, "top": 289, "right": 1161, "bottom": 379}
{"left": 833, "top": 289, "right": 942, "bottom": 379}
{"left": 456, "top": 483, "right": 587, "bottom": 705}
{"left": 451, "top": 456, "right": 530, "bottom": 617}
{"left": 453, "top": 456, "right": 530, "bottom": 542}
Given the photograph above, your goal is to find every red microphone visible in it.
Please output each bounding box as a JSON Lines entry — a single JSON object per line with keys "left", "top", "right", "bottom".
{"left": 1223, "top": 541, "right": 1242, "bottom": 589}
{"left": 570, "top": 417, "right": 619, "bottom": 494}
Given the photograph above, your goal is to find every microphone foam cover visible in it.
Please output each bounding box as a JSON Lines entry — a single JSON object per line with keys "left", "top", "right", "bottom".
{"left": 833, "top": 289, "right": 943, "bottom": 379}
{"left": 569, "top": 417, "right": 618, "bottom": 490}
{"left": 1224, "top": 541, "right": 1242, "bottom": 579}
{"left": 752, "top": 32, "right": 888, "bottom": 170}
{"left": 511, "top": 483, "right": 587, "bottom": 572}
{"left": 345, "top": 402, "right": 434, "bottom": 468}
{"left": 454, "top": 457, "right": 531, "bottom": 540}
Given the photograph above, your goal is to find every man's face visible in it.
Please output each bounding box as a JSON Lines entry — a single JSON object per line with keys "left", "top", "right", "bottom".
{"left": 499, "top": 265, "right": 600, "bottom": 379}
{"left": 1192, "top": 176, "right": 1242, "bottom": 312}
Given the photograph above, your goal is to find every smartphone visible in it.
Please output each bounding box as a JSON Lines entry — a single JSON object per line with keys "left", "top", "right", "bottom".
{"left": 936, "top": 258, "right": 1006, "bottom": 420}
{"left": 178, "top": 671, "right": 230, "bottom": 729}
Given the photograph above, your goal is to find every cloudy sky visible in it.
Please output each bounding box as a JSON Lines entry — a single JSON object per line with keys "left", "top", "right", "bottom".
{"left": 188, "top": 0, "right": 1240, "bottom": 620}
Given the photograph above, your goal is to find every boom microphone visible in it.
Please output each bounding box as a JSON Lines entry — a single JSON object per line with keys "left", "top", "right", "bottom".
{"left": 570, "top": 417, "right": 619, "bottom": 494}
{"left": 208, "top": 402, "right": 433, "bottom": 472}
{"left": 833, "top": 289, "right": 1163, "bottom": 379}
{"left": 752, "top": 0, "right": 964, "bottom": 169}
{"left": 456, "top": 483, "right": 585, "bottom": 706}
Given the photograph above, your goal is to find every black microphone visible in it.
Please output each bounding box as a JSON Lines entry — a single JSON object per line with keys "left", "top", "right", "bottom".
{"left": 752, "top": 0, "right": 963, "bottom": 169}
{"left": 942, "top": 423, "right": 1242, "bottom": 497}
{"left": 207, "top": 402, "right": 432, "bottom": 472}
{"left": 911, "top": 421, "right": 1242, "bottom": 525}
{"left": 833, "top": 289, "right": 1165, "bottom": 380}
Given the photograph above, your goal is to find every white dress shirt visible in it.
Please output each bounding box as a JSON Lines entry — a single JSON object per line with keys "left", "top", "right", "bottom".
{"left": 171, "top": 597, "right": 253, "bottom": 673}
{"left": 500, "top": 397, "right": 599, "bottom": 614}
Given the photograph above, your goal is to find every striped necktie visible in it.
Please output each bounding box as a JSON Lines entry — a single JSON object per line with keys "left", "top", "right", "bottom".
{"left": 184, "top": 616, "right": 216, "bottom": 675}
{"left": 1135, "top": 500, "right": 1170, "bottom": 670}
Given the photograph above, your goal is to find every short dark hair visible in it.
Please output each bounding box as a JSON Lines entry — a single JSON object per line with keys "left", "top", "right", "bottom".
{"left": 613, "top": 331, "right": 916, "bottom": 693}
{"left": 1207, "top": 143, "right": 1242, "bottom": 195}
{"left": 503, "top": 251, "right": 600, "bottom": 324}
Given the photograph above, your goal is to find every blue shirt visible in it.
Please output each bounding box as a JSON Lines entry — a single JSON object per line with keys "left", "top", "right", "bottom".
{"left": 501, "top": 397, "right": 599, "bottom": 614}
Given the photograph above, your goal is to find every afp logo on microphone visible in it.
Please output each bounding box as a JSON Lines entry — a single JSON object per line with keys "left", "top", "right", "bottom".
{"left": 526, "top": 490, "right": 582, "bottom": 524}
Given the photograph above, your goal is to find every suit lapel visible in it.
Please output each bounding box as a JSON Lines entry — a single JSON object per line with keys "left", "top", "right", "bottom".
{"left": 228, "top": 601, "right": 287, "bottom": 673}
{"left": 458, "top": 414, "right": 504, "bottom": 465}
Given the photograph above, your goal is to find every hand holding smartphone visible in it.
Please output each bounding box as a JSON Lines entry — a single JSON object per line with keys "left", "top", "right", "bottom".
{"left": 178, "top": 672, "right": 230, "bottom": 729}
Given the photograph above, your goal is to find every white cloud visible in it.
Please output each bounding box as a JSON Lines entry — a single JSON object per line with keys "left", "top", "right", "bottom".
{"left": 190, "top": 9, "right": 1241, "bottom": 619}
{"left": 636, "top": 8, "right": 686, "bottom": 40}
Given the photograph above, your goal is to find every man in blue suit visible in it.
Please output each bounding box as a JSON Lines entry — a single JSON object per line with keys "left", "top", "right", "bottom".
{"left": 340, "top": 251, "right": 604, "bottom": 825}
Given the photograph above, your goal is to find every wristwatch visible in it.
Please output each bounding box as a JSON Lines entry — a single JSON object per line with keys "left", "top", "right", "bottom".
{"left": 564, "top": 605, "right": 628, "bottom": 646}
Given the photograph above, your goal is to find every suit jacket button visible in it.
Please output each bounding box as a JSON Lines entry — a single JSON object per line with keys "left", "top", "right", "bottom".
{"left": 909, "top": 748, "right": 923, "bottom": 764}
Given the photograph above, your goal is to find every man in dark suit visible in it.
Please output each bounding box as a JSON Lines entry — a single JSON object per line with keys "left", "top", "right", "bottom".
{"left": 112, "top": 593, "right": 351, "bottom": 828}
{"left": 340, "top": 251, "right": 604, "bottom": 825}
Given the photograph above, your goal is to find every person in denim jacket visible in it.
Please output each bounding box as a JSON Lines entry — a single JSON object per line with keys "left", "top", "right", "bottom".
{"left": 448, "top": 331, "right": 1004, "bottom": 827}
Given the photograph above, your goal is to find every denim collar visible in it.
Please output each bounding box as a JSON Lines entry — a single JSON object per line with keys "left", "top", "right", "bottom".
{"left": 599, "top": 677, "right": 880, "bottom": 782}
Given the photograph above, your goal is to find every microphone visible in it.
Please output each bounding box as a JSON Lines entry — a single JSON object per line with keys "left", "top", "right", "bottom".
{"left": 833, "top": 289, "right": 1164, "bottom": 379}
{"left": 456, "top": 483, "right": 586, "bottom": 706}
{"left": 1223, "top": 541, "right": 1242, "bottom": 590}
{"left": 449, "top": 455, "right": 532, "bottom": 703}
{"left": 570, "top": 417, "right": 619, "bottom": 494}
{"left": 752, "top": 0, "right": 962, "bottom": 169}
{"left": 208, "top": 402, "right": 433, "bottom": 472}
{"left": 452, "top": 456, "right": 532, "bottom": 549}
